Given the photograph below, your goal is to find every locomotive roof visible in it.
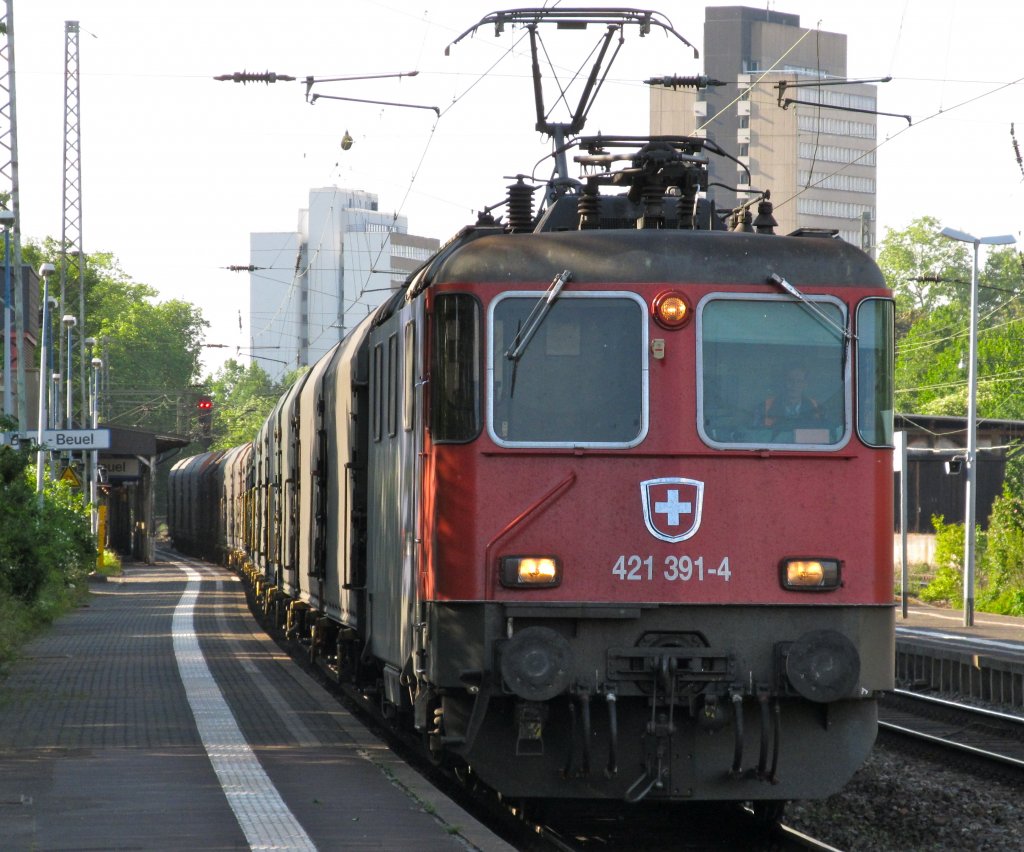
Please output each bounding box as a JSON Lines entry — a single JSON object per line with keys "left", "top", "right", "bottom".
{"left": 425, "top": 229, "right": 887, "bottom": 291}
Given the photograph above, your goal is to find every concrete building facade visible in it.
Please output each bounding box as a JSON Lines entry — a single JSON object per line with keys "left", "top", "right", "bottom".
{"left": 249, "top": 187, "right": 439, "bottom": 381}
{"left": 650, "top": 6, "right": 877, "bottom": 250}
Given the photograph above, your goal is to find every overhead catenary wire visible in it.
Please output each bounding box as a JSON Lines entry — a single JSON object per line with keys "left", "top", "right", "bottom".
{"left": 247, "top": 17, "right": 536, "bottom": 366}
{"left": 772, "top": 71, "right": 1024, "bottom": 214}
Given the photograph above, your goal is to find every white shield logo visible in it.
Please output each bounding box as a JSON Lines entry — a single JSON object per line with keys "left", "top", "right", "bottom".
{"left": 641, "top": 478, "right": 704, "bottom": 543}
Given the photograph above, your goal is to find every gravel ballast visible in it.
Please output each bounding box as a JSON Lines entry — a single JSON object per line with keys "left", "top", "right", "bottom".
{"left": 785, "top": 745, "right": 1024, "bottom": 851}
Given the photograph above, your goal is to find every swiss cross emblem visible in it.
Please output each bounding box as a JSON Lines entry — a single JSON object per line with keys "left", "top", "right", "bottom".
{"left": 641, "top": 478, "right": 704, "bottom": 543}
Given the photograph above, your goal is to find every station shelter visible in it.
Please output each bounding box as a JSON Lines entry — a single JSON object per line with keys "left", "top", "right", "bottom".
{"left": 96, "top": 425, "right": 189, "bottom": 563}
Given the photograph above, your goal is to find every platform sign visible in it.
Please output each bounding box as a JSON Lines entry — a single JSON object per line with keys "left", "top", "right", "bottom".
{"left": 38, "top": 429, "right": 111, "bottom": 450}
{"left": 102, "top": 458, "right": 141, "bottom": 480}
{"left": 0, "top": 431, "right": 25, "bottom": 448}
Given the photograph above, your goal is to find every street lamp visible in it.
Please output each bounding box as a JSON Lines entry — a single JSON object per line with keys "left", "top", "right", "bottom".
{"left": 62, "top": 314, "right": 77, "bottom": 428}
{"left": 90, "top": 355, "right": 103, "bottom": 535}
{"left": 90, "top": 356, "right": 101, "bottom": 428}
{"left": 36, "top": 263, "right": 56, "bottom": 495}
{"left": 939, "top": 226, "right": 1017, "bottom": 627}
{"left": 1, "top": 209, "right": 14, "bottom": 418}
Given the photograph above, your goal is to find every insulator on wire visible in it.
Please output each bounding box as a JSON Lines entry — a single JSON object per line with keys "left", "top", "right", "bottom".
{"left": 644, "top": 75, "right": 724, "bottom": 90}
{"left": 214, "top": 70, "right": 296, "bottom": 85}
{"left": 1012, "top": 123, "right": 1024, "bottom": 181}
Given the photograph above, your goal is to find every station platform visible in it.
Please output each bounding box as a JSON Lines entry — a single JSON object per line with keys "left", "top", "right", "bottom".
{"left": 0, "top": 556, "right": 516, "bottom": 852}
{"left": 894, "top": 600, "right": 1024, "bottom": 709}
{"left": 897, "top": 599, "right": 1024, "bottom": 647}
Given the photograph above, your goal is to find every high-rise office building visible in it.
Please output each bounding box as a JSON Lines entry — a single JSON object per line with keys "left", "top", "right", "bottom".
{"left": 249, "top": 187, "right": 439, "bottom": 381}
{"left": 650, "top": 6, "right": 876, "bottom": 250}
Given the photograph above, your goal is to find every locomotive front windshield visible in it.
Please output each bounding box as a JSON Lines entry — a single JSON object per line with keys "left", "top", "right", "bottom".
{"left": 698, "top": 295, "right": 850, "bottom": 449}
{"left": 489, "top": 293, "right": 647, "bottom": 446}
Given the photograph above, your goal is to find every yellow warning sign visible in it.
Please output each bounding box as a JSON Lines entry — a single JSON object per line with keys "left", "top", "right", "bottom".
{"left": 60, "top": 466, "right": 81, "bottom": 487}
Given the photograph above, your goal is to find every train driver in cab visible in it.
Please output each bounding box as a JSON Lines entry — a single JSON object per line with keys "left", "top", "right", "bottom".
{"left": 759, "top": 365, "right": 822, "bottom": 429}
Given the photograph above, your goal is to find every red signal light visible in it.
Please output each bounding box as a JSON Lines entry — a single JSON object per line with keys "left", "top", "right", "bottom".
{"left": 196, "top": 396, "right": 214, "bottom": 436}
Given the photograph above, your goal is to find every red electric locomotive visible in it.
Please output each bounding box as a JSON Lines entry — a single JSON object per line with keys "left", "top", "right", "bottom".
{"left": 169, "top": 8, "right": 894, "bottom": 815}
{"left": 401, "top": 194, "right": 894, "bottom": 807}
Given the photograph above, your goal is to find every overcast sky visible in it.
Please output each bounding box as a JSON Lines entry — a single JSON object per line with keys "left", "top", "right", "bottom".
{"left": 11, "top": 1, "right": 1024, "bottom": 374}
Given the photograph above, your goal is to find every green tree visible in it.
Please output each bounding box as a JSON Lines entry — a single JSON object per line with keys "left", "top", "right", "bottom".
{"left": 880, "top": 218, "right": 1024, "bottom": 417}
{"left": 98, "top": 297, "right": 207, "bottom": 433}
{"left": 877, "top": 216, "right": 971, "bottom": 338}
{"left": 20, "top": 242, "right": 209, "bottom": 435}
{"left": 203, "top": 360, "right": 306, "bottom": 450}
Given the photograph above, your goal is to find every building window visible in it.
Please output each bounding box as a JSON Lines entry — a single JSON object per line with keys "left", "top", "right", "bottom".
{"left": 797, "top": 88, "right": 877, "bottom": 112}
{"left": 798, "top": 114, "right": 875, "bottom": 139}
{"left": 797, "top": 198, "right": 875, "bottom": 221}
{"left": 799, "top": 171, "right": 876, "bottom": 194}
{"left": 799, "top": 143, "right": 875, "bottom": 167}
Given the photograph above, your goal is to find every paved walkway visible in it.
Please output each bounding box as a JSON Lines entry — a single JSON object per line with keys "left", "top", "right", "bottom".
{"left": 0, "top": 557, "right": 515, "bottom": 851}
{"left": 897, "top": 599, "right": 1024, "bottom": 649}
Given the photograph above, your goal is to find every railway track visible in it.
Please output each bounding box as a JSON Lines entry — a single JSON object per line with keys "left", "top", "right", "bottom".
{"left": 522, "top": 801, "right": 843, "bottom": 851}
{"left": 878, "top": 688, "right": 1024, "bottom": 780}
{"left": 244, "top": 580, "right": 845, "bottom": 851}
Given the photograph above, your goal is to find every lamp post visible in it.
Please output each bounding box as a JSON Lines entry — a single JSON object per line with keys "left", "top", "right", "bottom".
{"left": 62, "top": 314, "right": 76, "bottom": 428}
{"left": 939, "top": 226, "right": 1017, "bottom": 627}
{"left": 36, "top": 263, "right": 56, "bottom": 496}
{"left": 90, "top": 354, "right": 102, "bottom": 535}
{"left": 1, "top": 209, "right": 14, "bottom": 418}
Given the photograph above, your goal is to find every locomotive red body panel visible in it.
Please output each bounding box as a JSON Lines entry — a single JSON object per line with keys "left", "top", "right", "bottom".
{"left": 428, "top": 447, "right": 893, "bottom": 606}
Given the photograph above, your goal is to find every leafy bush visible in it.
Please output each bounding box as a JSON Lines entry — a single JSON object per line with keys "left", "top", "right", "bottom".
{"left": 97, "top": 549, "right": 122, "bottom": 575}
{"left": 919, "top": 513, "right": 982, "bottom": 608}
{"left": 924, "top": 441, "right": 1024, "bottom": 615}
{"left": 0, "top": 444, "right": 47, "bottom": 600}
{"left": 978, "top": 446, "right": 1024, "bottom": 615}
{"left": 0, "top": 423, "right": 96, "bottom": 670}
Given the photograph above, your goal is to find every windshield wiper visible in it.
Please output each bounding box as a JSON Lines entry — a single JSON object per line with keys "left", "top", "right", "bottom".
{"left": 768, "top": 273, "right": 855, "bottom": 342}
{"left": 505, "top": 269, "right": 573, "bottom": 362}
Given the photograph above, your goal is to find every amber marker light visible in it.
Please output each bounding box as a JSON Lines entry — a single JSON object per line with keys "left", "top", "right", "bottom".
{"left": 781, "top": 558, "right": 841, "bottom": 591}
{"left": 652, "top": 290, "right": 693, "bottom": 329}
{"left": 500, "top": 556, "right": 561, "bottom": 588}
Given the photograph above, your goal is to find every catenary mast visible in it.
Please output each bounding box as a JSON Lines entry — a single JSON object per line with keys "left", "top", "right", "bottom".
{"left": 62, "top": 20, "right": 86, "bottom": 426}
{"left": 1, "top": 0, "right": 28, "bottom": 429}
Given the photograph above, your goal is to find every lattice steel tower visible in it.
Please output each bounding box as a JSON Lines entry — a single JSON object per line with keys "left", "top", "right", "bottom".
{"left": 1, "top": 0, "right": 29, "bottom": 429}
{"left": 61, "top": 20, "right": 87, "bottom": 425}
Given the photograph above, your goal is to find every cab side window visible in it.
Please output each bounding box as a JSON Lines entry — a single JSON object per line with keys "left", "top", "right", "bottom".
{"left": 431, "top": 293, "right": 481, "bottom": 442}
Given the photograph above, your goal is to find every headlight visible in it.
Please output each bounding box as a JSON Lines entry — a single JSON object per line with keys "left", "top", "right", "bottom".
{"left": 780, "top": 558, "right": 841, "bottom": 590}
{"left": 500, "top": 556, "right": 561, "bottom": 588}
